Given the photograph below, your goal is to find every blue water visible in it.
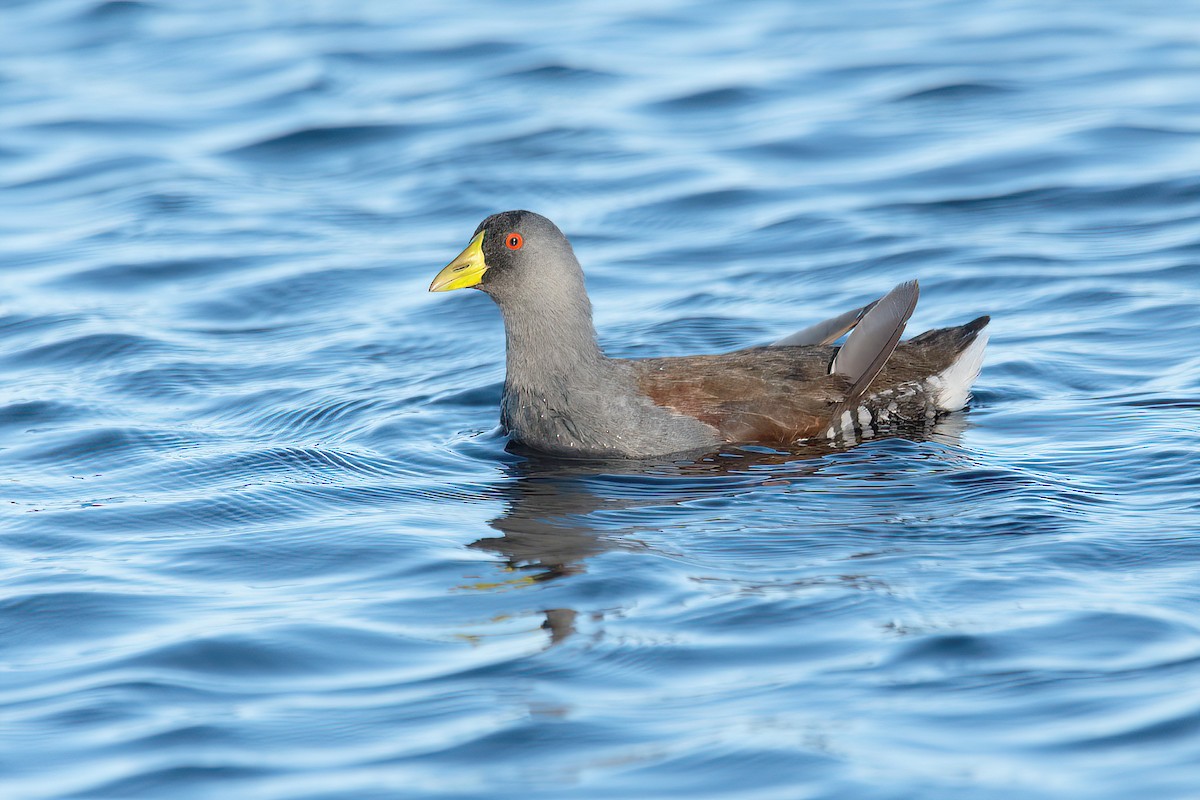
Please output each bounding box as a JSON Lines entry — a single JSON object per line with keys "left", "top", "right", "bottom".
{"left": 3, "top": 1, "right": 1200, "bottom": 798}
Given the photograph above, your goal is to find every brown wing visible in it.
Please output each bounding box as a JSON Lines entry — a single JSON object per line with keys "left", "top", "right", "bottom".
{"left": 631, "top": 346, "right": 852, "bottom": 444}
{"left": 632, "top": 316, "right": 991, "bottom": 446}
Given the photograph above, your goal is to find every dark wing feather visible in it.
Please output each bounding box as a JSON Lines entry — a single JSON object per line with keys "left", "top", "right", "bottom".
{"left": 829, "top": 280, "right": 919, "bottom": 410}
{"left": 771, "top": 298, "right": 880, "bottom": 347}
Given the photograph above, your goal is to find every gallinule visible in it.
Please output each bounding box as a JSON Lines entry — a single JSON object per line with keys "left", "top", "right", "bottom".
{"left": 431, "top": 210, "right": 989, "bottom": 458}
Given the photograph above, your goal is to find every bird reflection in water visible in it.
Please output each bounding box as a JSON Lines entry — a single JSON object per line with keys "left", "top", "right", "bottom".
{"left": 468, "top": 414, "right": 971, "bottom": 644}
{"left": 467, "top": 450, "right": 641, "bottom": 644}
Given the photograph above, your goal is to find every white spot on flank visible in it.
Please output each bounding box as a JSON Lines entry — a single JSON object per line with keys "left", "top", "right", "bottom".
{"left": 860, "top": 409, "right": 875, "bottom": 437}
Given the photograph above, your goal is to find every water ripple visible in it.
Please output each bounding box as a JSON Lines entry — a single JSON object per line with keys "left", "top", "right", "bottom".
{"left": 3, "top": 1, "right": 1200, "bottom": 799}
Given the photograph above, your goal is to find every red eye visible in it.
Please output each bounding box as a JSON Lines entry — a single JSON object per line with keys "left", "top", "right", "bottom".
{"left": 504, "top": 232, "right": 523, "bottom": 250}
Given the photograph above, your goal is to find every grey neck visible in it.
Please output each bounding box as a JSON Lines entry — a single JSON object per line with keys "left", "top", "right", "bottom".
{"left": 484, "top": 235, "right": 720, "bottom": 457}
{"left": 490, "top": 257, "right": 635, "bottom": 455}
{"left": 499, "top": 294, "right": 608, "bottom": 392}
{"left": 490, "top": 258, "right": 609, "bottom": 394}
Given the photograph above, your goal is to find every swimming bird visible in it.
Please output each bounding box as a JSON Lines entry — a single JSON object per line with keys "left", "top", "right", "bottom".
{"left": 430, "top": 210, "right": 989, "bottom": 458}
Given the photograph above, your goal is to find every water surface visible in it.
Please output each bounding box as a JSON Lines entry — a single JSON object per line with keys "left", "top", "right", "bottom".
{"left": 3, "top": 1, "right": 1200, "bottom": 798}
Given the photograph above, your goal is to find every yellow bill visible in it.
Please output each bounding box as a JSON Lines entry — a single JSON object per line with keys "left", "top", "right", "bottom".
{"left": 429, "top": 230, "right": 487, "bottom": 292}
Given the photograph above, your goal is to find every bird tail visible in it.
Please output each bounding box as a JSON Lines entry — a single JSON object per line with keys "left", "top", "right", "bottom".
{"left": 925, "top": 316, "right": 990, "bottom": 411}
